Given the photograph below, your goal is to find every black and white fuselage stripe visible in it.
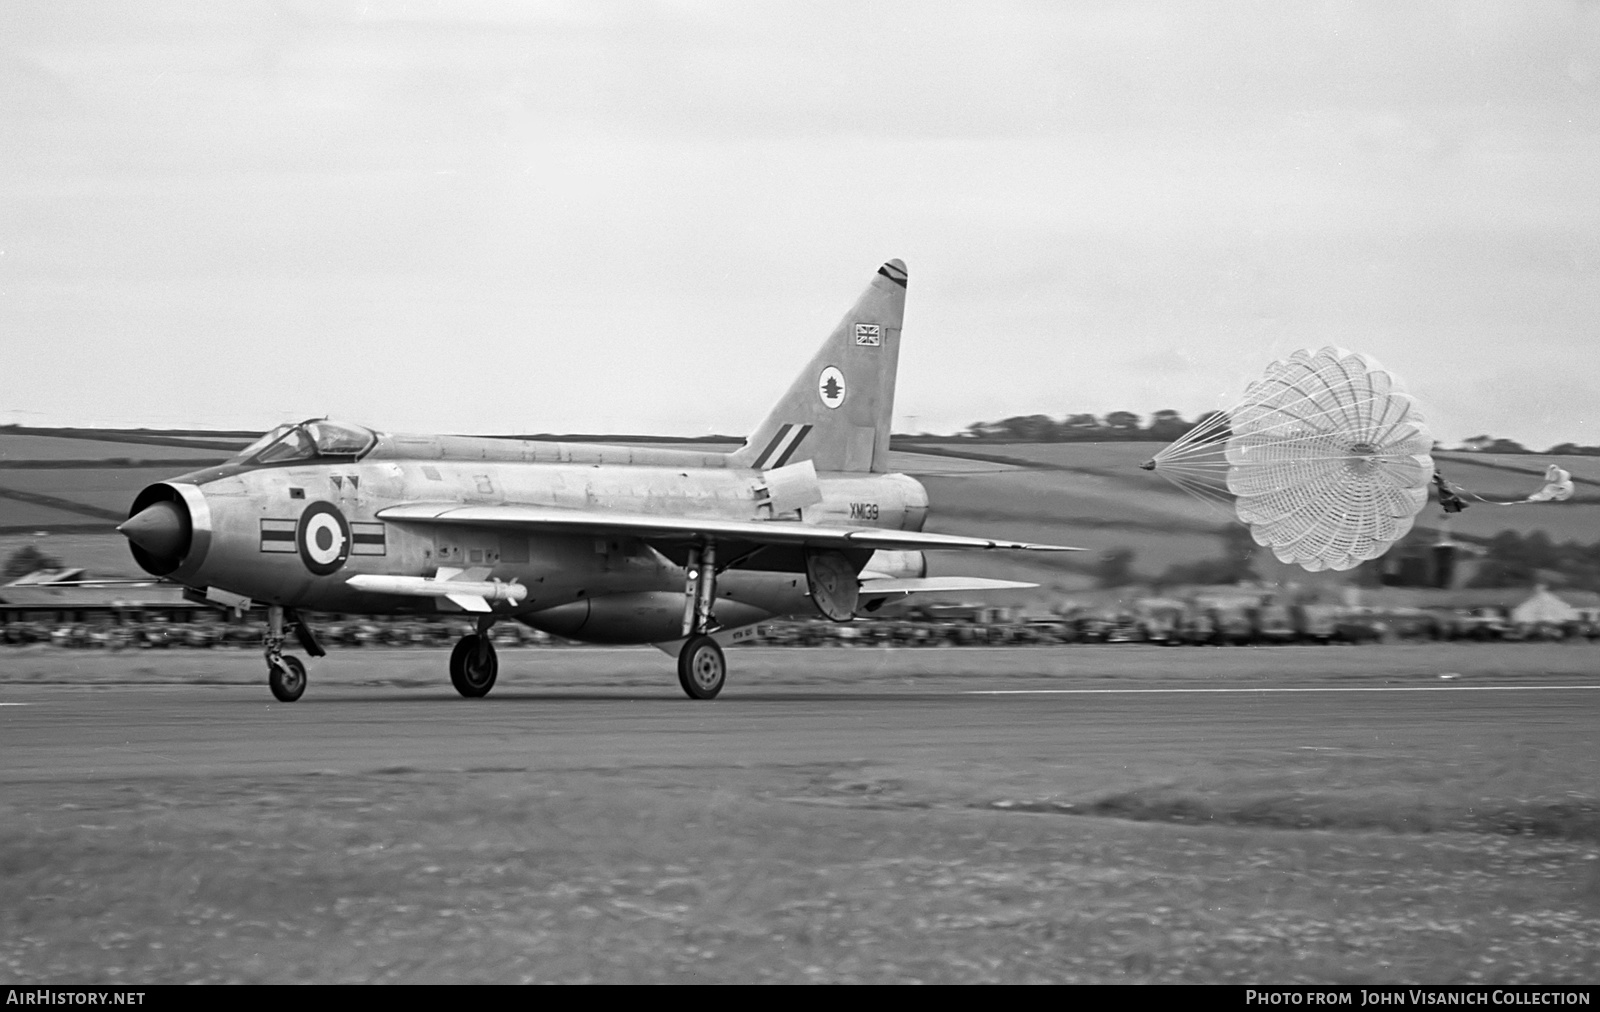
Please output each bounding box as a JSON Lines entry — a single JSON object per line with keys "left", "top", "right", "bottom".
{"left": 751, "top": 423, "right": 813, "bottom": 470}
{"left": 259, "top": 518, "right": 298, "bottom": 553}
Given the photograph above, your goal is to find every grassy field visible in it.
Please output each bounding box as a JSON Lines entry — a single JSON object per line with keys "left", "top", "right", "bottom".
{"left": 904, "top": 442, "right": 1600, "bottom": 593}
{"left": 4, "top": 765, "right": 1595, "bottom": 983}
{"left": 915, "top": 441, "right": 1600, "bottom": 544}
{"left": 0, "top": 500, "right": 112, "bottom": 530}
{"left": 0, "top": 434, "right": 239, "bottom": 462}
{"left": 0, "top": 467, "right": 202, "bottom": 517}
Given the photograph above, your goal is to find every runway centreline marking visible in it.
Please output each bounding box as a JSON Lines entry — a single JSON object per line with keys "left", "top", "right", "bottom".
{"left": 967, "top": 685, "right": 1600, "bottom": 695}
{"left": 0, "top": 702, "right": 32, "bottom": 706}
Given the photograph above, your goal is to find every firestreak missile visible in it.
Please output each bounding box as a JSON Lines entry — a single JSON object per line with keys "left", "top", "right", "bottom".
{"left": 344, "top": 572, "right": 527, "bottom": 613}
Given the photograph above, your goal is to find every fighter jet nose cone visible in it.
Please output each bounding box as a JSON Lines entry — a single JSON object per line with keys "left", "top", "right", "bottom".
{"left": 119, "top": 501, "right": 188, "bottom": 559}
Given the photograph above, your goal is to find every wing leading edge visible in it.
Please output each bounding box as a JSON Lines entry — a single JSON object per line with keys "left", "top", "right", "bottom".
{"left": 375, "top": 503, "right": 1082, "bottom": 553}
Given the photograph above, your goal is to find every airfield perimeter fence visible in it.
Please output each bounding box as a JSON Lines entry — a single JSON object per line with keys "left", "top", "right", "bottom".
{"left": 2, "top": 611, "right": 1597, "bottom": 650}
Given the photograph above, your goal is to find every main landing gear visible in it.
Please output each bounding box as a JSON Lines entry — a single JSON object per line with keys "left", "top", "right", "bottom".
{"left": 450, "top": 617, "right": 499, "bottom": 698}
{"left": 677, "top": 540, "right": 725, "bottom": 700}
{"left": 677, "top": 634, "right": 725, "bottom": 700}
{"left": 264, "top": 605, "right": 323, "bottom": 702}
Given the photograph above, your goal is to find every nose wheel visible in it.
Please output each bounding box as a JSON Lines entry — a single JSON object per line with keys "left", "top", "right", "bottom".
{"left": 263, "top": 605, "right": 309, "bottom": 702}
{"left": 268, "top": 655, "right": 307, "bottom": 702}
{"left": 677, "top": 635, "right": 725, "bottom": 700}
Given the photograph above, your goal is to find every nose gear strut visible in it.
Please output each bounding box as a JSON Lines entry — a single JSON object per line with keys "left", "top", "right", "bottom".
{"left": 264, "top": 605, "right": 310, "bottom": 702}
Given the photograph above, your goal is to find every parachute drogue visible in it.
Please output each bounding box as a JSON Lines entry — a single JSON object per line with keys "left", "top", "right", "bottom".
{"left": 1449, "top": 463, "right": 1575, "bottom": 507}
{"left": 1144, "top": 347, "right": 1434, "bottom": 573}
{"left": 1522, "top": 465, "right": 1575, "bottom": 503}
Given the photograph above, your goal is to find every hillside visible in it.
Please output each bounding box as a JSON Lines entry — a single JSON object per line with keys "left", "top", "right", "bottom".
{"left": 1, "top": 429, "right": 1593, "bottom": 597}
{"left": 902, "top": 441, "right": 1598, "bottom": 589}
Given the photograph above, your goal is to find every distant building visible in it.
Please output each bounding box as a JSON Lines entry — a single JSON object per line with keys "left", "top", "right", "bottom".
{"left": 1344, "top": 584, "right": 1598, "bottom": 626}
{"left": 1512, "top": 587, "right": 1600, "bottom": 624}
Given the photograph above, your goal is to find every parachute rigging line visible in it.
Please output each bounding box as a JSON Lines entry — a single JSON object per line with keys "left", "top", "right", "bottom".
{"left": 1446, "top": 464, "right": 1575, "bottom": 507}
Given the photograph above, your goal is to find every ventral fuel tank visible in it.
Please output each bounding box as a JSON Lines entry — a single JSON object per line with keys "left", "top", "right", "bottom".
{"left": 523, "top": 593, "right": 775, "bottom": 644}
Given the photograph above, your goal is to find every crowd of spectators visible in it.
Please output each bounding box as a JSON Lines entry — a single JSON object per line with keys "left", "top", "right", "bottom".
{"left": 2, "top": 605, "right": 1596, "bottom": 650}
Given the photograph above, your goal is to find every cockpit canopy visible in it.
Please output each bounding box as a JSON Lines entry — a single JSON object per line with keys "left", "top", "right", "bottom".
{"left": 232, "top": 419, "right": 376, "bottom": 466}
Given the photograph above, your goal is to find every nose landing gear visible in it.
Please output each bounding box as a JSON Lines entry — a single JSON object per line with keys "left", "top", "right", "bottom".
{"left": 263, "top": 605, "right": 315, "bottom": 702}
{"left": 268, "top": 655, "right": 307, "bottom": 702}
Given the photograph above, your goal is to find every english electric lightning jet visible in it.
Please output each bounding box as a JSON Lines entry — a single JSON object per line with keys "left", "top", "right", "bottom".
{"left": 117, "top": 260, "right": 1080, "bottom": 702}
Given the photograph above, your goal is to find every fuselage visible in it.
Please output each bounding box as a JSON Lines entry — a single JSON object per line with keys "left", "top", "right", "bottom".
{"left": 125, "top": 423, "right": 931, "bottom": 644}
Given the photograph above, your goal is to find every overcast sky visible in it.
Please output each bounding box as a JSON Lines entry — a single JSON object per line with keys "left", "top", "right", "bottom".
{"left": 2, "top": 1, "right": 1597, "bottom": 448}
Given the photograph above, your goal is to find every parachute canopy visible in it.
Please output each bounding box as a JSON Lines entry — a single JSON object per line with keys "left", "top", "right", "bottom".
{"left": 1147, "top": 347, "right": 1434, "bottom": 572}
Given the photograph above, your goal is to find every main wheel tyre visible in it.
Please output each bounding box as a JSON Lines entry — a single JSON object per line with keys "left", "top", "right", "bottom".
{"left": 269, "top": 655, "right": 307, "bottom": 702}
{"left": 677, "top": 635, "right": 725, "bottom": 700}
{"left": 450, "top": 634, "right": 498, "bottom": 698}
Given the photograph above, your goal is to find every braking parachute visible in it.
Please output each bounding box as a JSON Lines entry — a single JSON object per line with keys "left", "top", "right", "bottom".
{"left": 1141, "top": 347, "right": 1434, "bottom": 572}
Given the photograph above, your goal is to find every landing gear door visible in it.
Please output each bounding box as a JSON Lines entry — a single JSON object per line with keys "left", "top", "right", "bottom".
{"left": 805, "top": 549, "right": 858, "bottom": 622}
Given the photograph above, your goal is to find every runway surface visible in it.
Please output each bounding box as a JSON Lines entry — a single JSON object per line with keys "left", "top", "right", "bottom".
{"left": 3, "top": 659, "right": 1599, "bottom": 786}
{"left": 4, "top": 644, "right": 1600, "bottom": 820}
{"left": 3, "top": 645, "right": 1599, "bottom": 983}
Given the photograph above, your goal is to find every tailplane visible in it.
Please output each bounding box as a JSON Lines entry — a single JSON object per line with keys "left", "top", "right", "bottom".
{"left": 731, "top": 259, "right": 907, "bottom": 474}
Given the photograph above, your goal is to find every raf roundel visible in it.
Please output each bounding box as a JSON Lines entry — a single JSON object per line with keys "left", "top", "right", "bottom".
{"left": 297, "top": 501, "right": 352, "bottom": 576}
{"left": 817, "top": 366, "right": 846, "bottom": 410}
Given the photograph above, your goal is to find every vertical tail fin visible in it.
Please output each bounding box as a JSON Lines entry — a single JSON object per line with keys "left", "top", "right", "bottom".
{"left": 731, "top": 259, "right": 907, "bottom": 474}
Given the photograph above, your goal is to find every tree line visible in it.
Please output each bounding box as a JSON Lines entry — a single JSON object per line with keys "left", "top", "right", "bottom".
{"left": 1091, "top": 526, "right": 1600, "bottom": 593}
{"left": 1467, "top": 530, "right": 1600, "bottom": 592}
{"left": 960, "top": 410, "right": 1223, "bottom": 443}
{"left": 1093, "top": 525, "right": 1262, "bottom": 590}
{"left": 1458, "top": 435, "right": 1600, "bottom": 456}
